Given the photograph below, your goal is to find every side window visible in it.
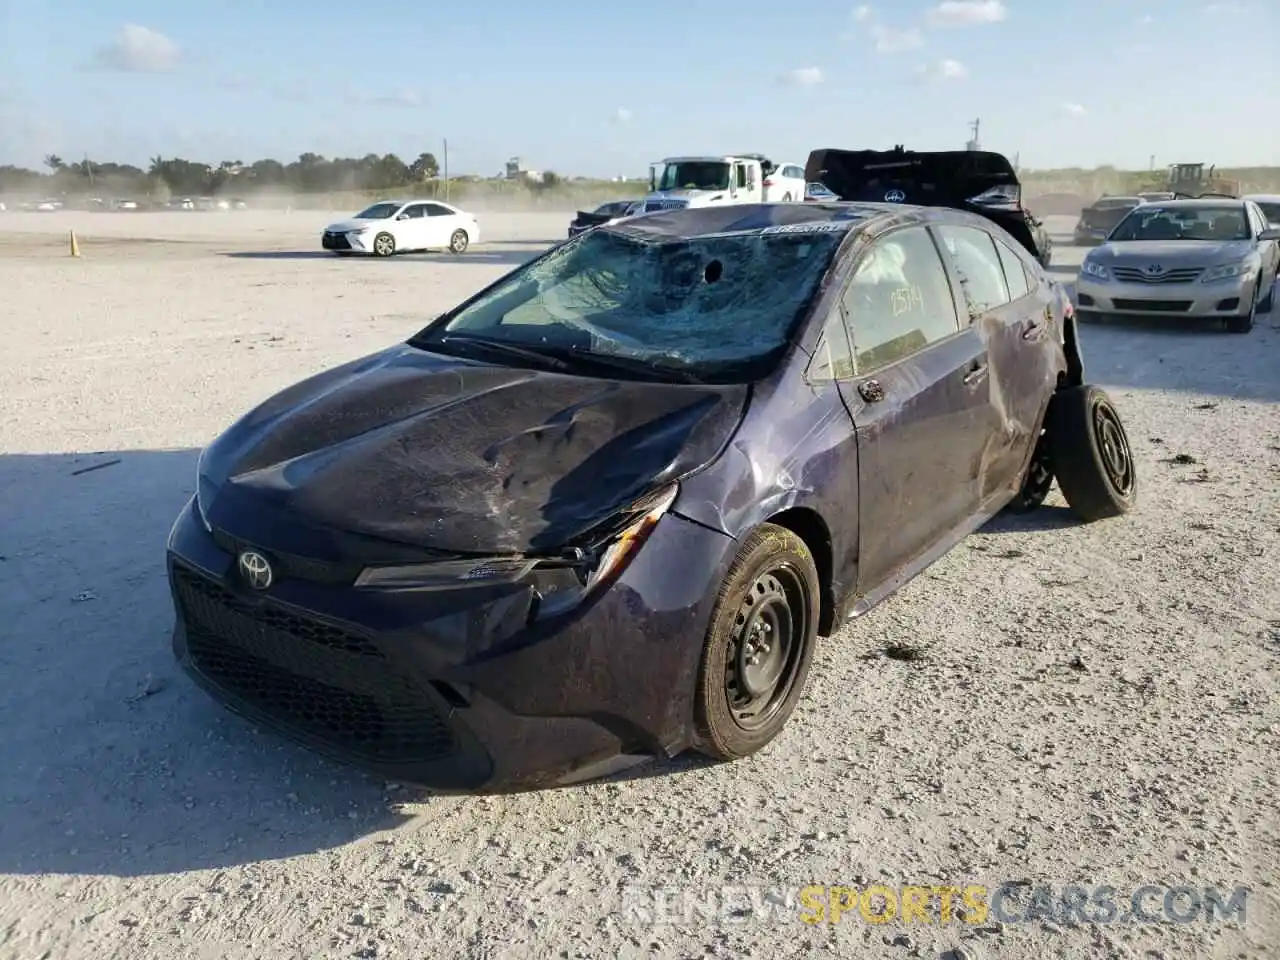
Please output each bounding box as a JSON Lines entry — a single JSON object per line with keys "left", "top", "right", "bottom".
{"left": 839, "top": 226, "right": 962, "bottom": 373}
{"left": 993, "top": 236, "right": 1032, "bottom": 300}
{"left": 935, "top": 224, "right": 1011, "bottom": 319}
{"left": 424, "top": 203, "right": 453, "bottom": 217}
{"left": 807, "top": 311, "right": 856, "bottom": 382}
{"left": 402, "top": 204, "right": 426, "bottom": 219}
{"left": 1246, "top": 203, "right": 1265, "bottom": 236}
{"left": 737, "top": 165, "right": 748, "bottom": 189}
{"left": 786, "top": 165, "right": 803, "bottom": 179}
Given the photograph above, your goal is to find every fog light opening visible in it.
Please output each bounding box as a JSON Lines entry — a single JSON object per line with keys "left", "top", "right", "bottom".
{"left": 430, "top": 680, "right": 471, "bottom": 710}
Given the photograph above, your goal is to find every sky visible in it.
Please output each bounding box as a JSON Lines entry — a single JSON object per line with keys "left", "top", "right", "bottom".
{"left": 1, "top": 0, "right": 1276, "bottom": 177}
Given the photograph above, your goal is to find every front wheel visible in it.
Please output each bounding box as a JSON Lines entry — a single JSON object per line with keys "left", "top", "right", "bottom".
{"left": 448, "top": 229, "right": 469, "bottom": 254}
{"left": 372, "top": 232, "right": 396, "bottom": 257}
{"left": 1226, "top": 278, "right": 1260, "bottom": 333}
{"left": 693, "top": 524, "right": 820, "bottom": 761}
{"left": 1046, "top": 385, "right": 1137, "bottom": 521}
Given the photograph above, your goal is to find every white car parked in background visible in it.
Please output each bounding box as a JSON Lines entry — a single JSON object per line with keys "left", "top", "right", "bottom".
{"left": 762, "top": 161, "right": 806, "bottom": 202}
{"left": 321, "top": 199, "right": 479, "bottom": 257}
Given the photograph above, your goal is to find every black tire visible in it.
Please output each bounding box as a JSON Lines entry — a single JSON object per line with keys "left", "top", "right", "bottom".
{"left": 693, "top": 523, "right": 820, "bottom": 761}
{"left": 1005, "top": 425, "right": 1054, "bottom": 513}
{"left": 1225, "top": 280, "right": 1257, "bottom": 333}
{"left": 1046, "top": 385, "right": 1137, "bottom": 522}
{"left": 372, "top": 232, "right": 396, "bottom": 258}
{"left": 782, "top": 192, "right": 792, "bottom": 202}
{"left": 448, "top": 229, "right": 469, "bottom": 254}
{"left": 1259, "top": 277, "right": 1274, "bottom": 313}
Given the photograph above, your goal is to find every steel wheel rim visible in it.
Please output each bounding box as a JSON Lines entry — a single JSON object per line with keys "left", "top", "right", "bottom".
{"left": 1093, "top": 401, "right": 1134, "bottom": 496}
{"left": 724, "top": 565, "right": 808, "bottom": 731}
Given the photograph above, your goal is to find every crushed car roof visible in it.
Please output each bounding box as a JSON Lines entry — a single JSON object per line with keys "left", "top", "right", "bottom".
{"left": 601, "top": 201, "right": 895, "bottom": 242}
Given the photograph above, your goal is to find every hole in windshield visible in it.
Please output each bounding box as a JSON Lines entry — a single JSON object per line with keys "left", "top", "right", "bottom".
{"left": 413, "top": 228, "right": 841, "bottom": 383}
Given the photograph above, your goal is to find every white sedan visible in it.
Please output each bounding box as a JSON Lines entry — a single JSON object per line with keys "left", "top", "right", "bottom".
{"left": 321, "top": 199, "right": 480, "bottom": 257}
{"left": 762, "top": 161, "right": 806, "bottom": 202}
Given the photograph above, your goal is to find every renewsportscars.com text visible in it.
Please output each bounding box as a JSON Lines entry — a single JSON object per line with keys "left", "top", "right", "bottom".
{"left": 617, "top": 883, "right": 1250, "bottom": 927}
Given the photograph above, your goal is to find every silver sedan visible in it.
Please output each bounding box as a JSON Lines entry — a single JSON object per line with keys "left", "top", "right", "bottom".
{"left": 1075, "top": 198, "right": 1280, "bottom": 333}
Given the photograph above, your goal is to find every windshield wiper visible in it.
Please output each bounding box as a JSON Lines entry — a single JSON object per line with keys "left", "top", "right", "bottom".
{"left": 432, "top": 334, "right": 572, "bottom": 372}
{"left": 551, "top": 347, "right": 707, "bottom": 384}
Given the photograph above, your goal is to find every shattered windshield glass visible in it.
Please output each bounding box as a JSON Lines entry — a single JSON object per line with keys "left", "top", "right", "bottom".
{"left": 413, "top": 226, "right": 841, "bottom": 382}
{"left": 658, "top": 162, "right": 731, "bottom": 191}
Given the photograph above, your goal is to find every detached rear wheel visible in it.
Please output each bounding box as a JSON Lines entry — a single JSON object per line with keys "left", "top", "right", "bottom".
{"left": 1047, "top": 385, "right": 1137, "bottom": 521}
{"left": 694, "top": 524, "right": 819, "bottom": 761}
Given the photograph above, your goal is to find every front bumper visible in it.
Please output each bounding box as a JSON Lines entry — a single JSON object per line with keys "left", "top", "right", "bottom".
{"left": 321, "top": 230, "right": 375, "bottom": 253}
{"left": 166, "top": 497, "right": 735, "bottom": 791}
{"left": 1075, "top": 274, "right": 1254, "bottom": 317}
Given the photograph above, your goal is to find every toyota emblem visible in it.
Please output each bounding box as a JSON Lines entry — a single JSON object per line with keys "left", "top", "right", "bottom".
{"left": 237, "top": 550, "right": 273, "bottom": 590}
{"left": 884, "top": 189, "right": 906, "bottom": 203}
{"left": 1144, "top": 263, "right": 1164, "bottom": 275}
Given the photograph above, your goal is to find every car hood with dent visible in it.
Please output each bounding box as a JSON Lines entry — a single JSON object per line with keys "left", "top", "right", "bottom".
{"left": 1088, "top": 239, "right": 1256, "bottom": 267}
{"left": 197, "top": 344, "right": 748, "bottom": 555}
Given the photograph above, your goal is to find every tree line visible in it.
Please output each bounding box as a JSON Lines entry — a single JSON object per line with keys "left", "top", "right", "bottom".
{"left": 0, "top": 151, "right": 568, "bottom": 197}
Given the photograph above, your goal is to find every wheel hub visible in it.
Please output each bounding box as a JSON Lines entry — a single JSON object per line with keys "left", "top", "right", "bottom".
{"left": 1093, "top": 403, "right": 1133, "bottom": 494}
{"left": 724, "top": 571, "right": 799, "bottom": 728}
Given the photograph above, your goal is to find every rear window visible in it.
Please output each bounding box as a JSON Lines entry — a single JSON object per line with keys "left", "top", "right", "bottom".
{"left": 416, "top": 226, "right": 843, "bottom": 380}
{"left": 1094, "top": 198, "right": 1140, "bottom": 209}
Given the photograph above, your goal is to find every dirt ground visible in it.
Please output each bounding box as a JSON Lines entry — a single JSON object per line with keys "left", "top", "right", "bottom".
{"left": 1, "top": 209, "right": 1278, "bottom": 960}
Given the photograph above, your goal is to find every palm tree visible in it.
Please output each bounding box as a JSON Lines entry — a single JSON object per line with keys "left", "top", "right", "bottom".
{"left": 43, "top": 154, "right": 65, "bottom": 171}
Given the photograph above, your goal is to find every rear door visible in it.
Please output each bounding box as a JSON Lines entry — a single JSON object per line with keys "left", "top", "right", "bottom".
{"left": 422, "top": 203, "right": 460, "bottom": 248}
{"left": 834, "top": 225, "right": 1000, "bottom": 596}
{"left": 933, "top": 222, "right": 1053, "bottom": 506}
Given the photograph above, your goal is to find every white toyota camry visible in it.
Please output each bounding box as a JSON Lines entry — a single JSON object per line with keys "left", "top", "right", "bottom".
{"left": 321, "top": 199, "right": 480, "bottom": 257}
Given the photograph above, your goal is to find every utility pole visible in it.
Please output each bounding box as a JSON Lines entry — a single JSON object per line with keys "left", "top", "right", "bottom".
{"left": 85, "top": 151, "right": 94, "bottom": 189}
{"left": 442, "top": 138, "right": 449, "bottom": 202}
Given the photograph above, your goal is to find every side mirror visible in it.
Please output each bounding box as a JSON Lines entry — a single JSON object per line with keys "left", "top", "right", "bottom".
{"left": 1259, "top": 227, "right": 1280, "bottom": 241}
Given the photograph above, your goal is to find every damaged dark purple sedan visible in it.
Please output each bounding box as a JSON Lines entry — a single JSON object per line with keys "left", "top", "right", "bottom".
{"left": 168, "top": 147, "right": 1137, "bottom": 791}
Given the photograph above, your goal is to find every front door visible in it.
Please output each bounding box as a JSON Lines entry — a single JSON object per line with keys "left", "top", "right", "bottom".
{"left": 834, "top": 225, "right": 1000, "bottom": 596}
{"left": 397, "top": 203, "right": 430, "bottom": 249}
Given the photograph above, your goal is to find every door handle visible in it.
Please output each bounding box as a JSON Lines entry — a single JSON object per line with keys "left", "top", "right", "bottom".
{"left": 1021, "top": 320, "right": 1044, "bottom": 340}
{"left": 962, "top": 363, "right": 988, "bottom": 385}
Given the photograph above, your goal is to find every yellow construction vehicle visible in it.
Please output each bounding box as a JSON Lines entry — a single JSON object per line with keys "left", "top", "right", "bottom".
{"left": 1133, "top": 162, "right": 1241, "bottom": 198}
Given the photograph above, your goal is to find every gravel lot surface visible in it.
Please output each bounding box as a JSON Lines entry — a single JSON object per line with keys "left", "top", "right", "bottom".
{"left": 1, "top": 210, "right": 1277, "bottom": 960}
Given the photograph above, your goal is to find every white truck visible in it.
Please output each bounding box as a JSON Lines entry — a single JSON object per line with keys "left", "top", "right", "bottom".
{"left": 640, "top": 154, "right": 781, "bottom": 212}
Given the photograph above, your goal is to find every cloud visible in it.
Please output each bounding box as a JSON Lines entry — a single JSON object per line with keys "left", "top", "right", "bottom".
{"left": 1061, "top": 102, "right": 1087, "bottom": 116}
{"left": 369, "top": 89, "right": 425, "bottom": 108}
{"left": 917, "top": 58, "right": 969, "bottom": 79}
{"left": 853, "top": 4, "right": 873, "bottom": 20}
{"left": 614, "top": 107, "right": 632, "bottom": 122}
{"left": 872, "top": 25, "right": 924, "bottom": 53}
{"left": 926, "top": 1, "right": 1007, "bottom": 26}
{"left": 1138, "top": 13, "right": 1153, "bottom": 23}
{"left": 780, "top": 66, "right": 824, "bottom": 86}
{"left": 91, "top": 24, "right": 180, "bottom": 72}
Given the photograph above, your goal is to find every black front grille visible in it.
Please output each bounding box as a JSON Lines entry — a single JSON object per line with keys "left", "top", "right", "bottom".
{"left": 209, "top": 528, "right": 361, "bottom": 584}
{"left": 322, "top": 231, "right": 351, "bottom": 250}
{"left": 174, "top": 565, "right": 456, "bottom": 763}
{"left": 1111, "top": 298, "right": 1193, "bottom": 312}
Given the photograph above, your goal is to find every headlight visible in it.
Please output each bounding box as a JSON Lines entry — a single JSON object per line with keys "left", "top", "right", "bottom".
{"left": 1200, "top": 260, "right": 1252, "bottom": 283}
{"left": 1080, "top": 260, "right": 1110, "bottom": 280}
{"left": 354, "top": 483, "right": 679, "bottom": 614}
